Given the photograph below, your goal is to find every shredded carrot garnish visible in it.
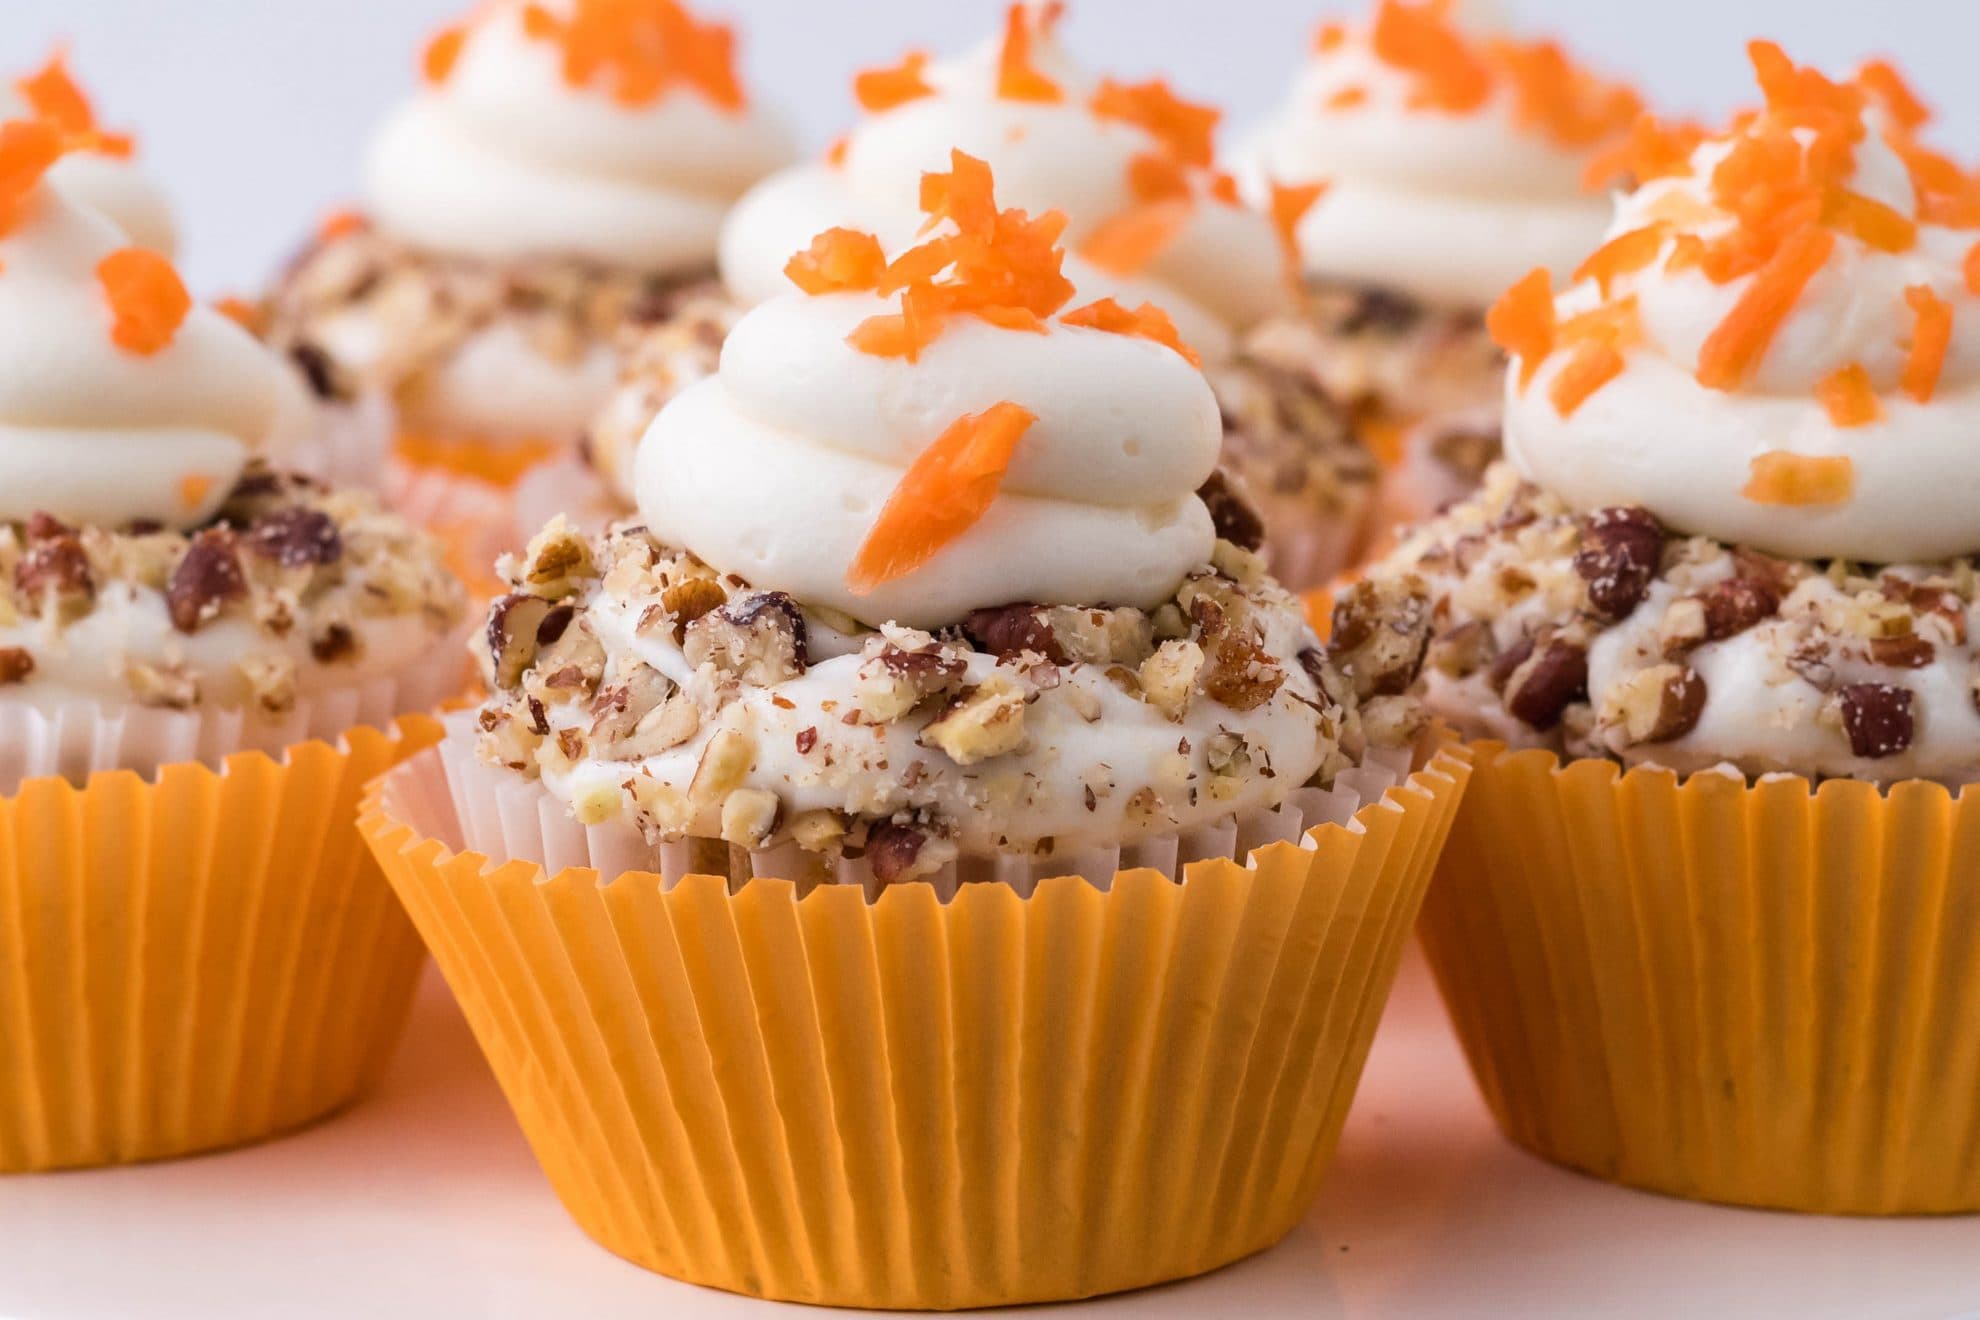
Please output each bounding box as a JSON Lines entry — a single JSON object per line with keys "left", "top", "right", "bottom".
{"left": 96, "top": 247, "right": 191, "bottom": 355}
{"left": 1663, "top": 232, "right": 1706, "bottom": 275}
{"left": 1327, "top": 87, "right": 1369, "bottom": 111}
{"left": 1816, "top": 364, "right": 1880, "bottom": 427}
{"left": 1268, "top": 179, "right": 1327, "bottom": 281}
{"left": 854, "top": 51, "right": 934, "bottom": 112}
{"left": 178, "top": 474, "right": 214, "bottom": 512}
{"left": 784, "top": 227, "right": 887, "bottom": 294}
{"left": 1060, "top": 296, "right": 1200, "bottom": 365}
{"left": 1696, "top": 226, "right": 1834, "bottom": 391}
{"left": 1574, "top": 224, "right": 1666, "bottom": 296}
{"left": 846, "top": 402, "right": 1037, "bottom": 593}
{"left": 1079, "top": 200, "right": 1191, "bottom": 276}
{"left": 1090, "top": 79, "right": 1219, "bottom": 168}
{"left": 1858, "top": 59, "right": 1930, "bottom": 132}
{"left": 1208, "top": 172, "right": 1240, "bottom": 205}
{"left": 15, "top": 51, "right": 133, "bottom": 157}
{"left": 1557, "top": 295, "right": 1641, "bottom": 350}
{"left": 826, "top": 135, "right": 849, "bottom": 167}
{"left": 997, "top": 2, "right": 1063, "bottom": 104}
{"left": 1822, "top": 190, "right": 1915, "bottom": 253}
{"left": 1901, "top": 284, "right": 1952, "bottom": 403}
{"left": 0, "top": 118, "right": 65, "bottom": 238}
{"left": 1486, "top": 267, "right": 1556, "bottom": 387}
{"left": 1583, "top": 115, "right": 1706, "bottom": 191}
{"left": 1966, "top": 242, "right": 1980, "bottom": 296}
{"left": 318, "top": 208, "right": 369, "bottom": 242}
{"left": 1315, "top": 21, "right": 1348, "bottom": 53}
{"left": 1370, "top": 0, "right": 1490, "bottom": 113}
{"left": 422, "top": 23, "right": 470, "bottom": 85}
{"left": 1493, "top": 38, "right": 1643, "bottom": 150}
{"left": 212, "top": 295, "right": 263, "bottom": 333}
{"left": 1743, "top": 452, "right": 1854, "bottom": 506}
{"left": 517, "top": 0, "right": 745, "bottom": 110}
{"left": 1548, "top": 343, "right": 1624, "bottom": 417}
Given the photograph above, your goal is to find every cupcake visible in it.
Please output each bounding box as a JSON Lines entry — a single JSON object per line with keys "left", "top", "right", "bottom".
{"left": 1347, "top": 45, "right": 1980, "bottom": 1212}
{"left": 0, "top": 119, "right": 467, "bottom": 1170}
{"left": 265, "top": 0, "right": 795, "bottom": 526}
{"left": 363, "top": 152, "right": 1466, "bottom": 1306}
{"left": 1244, "top": 0, "right": 1641, "bottom": 527}
{"left": 538, "top": 2, "right": 1377, "bottom": 590}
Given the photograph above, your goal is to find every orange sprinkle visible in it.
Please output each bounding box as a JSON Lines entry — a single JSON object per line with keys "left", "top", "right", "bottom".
{"left": 1493, "top": 37, "right": 1643, "bottom": 151}
{"left": 1060, "top": 296, "right": 1200, "bottom": 366}
{"left": 1079, "top": 199, "right": 1191, "bottom": 276}
{"left": 318, "top": 208, "right": 369, "bottom": 242}
{"left": 1643, "top": 188, "right": 1719, "bottom": 227}
{"left": 1664, "top": 232, "right": 1706, "bottom": 275}
{"left": 178, "top": 474, "right": 215, "bottom": 512}
{"left": 519, "top": 0, "right": 745, "bottom": 110}
{"left": 1370, "top": 0, "right": 1490, "bottom": 113}
{"left": 1822, "top": 190, "right": 1915, "bottom": 253}
{"left": 1574, "top": 224, "right": 1665, "bottom": 297}
{"left": 1583, "top": 115, "right": 1706, "bottom": 191}
{"left": 1901, "top": 284, "right": 1952, "bottom": 403}
{"left": 854, "top": 51, "right": 935, "bottom": 112}
{"left": 1315, "top": 21, "right": 1348, "bottom": 53}
{"left": 96, "top": 247, "right": 191, "bottom": 356}
{"left": 846, "top": 401, "right": 1037, "bottom": 593}
{"left": 1208, "top": 172, "right": 1240, "bottom": 205}
{"left": 1696, "top": 226, "right": 1835, "bottom": 391}
{"left": 1743, "top": 452, "right": 1855, "bottom": 506}
{"left": 826, "top": 135, "right": 849, "bottom": 167}
{"left": 1858, "top": 58, "right": 1930, "bottom": 132}
{"left": 997, "top": 2, "right": 1063, "bottom": 104}
{"left": 1557, "top": 295, "right": 1641, "bottom": 350}
{"left": 1268, "top": 179, "right": 1327, "bottom": 280}
{"left": 1548, "top": 342, "right": 1624, "bottom": 417}
{"left": 1816, "top": 364, "right": 1880, "bottom": 427}
{"left": 1328, "top": 86, "right": 1369, "bottom": 111}
{"left": 783, "top": 227, "right": 887, "bottom": 294}
{"left": 1090, "top": 78, "right": 1219, "bottom": 168}
{"left": 422, "top": 23, "right": 469, "bottom": 84}
{"left": 0, "top": 118, "right": 65, "bottom": 238}
{"left": 1486, "top": 267, "right": 1557, "bottom": 387}
{"left": 1890, "top": 135, "right": 1980, "bottom": 229}
{"left": 212, "top": 295, "right": 263, "bottom": 333}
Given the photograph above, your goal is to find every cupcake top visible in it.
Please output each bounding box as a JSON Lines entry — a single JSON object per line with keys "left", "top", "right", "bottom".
{"left": 477, "top": 154, "right": 1396, "bottom": 870}
{"left": 1496, "top": 43, "right": 1980, "bottom": 565}
{"left": 2, "top": 51, "right": 177, "bottom": 257}
{"left": 718, "top": 3, "right": 1289, "bottom": 360}
{"left": 371, "top": 0, "right": 795, "bottom": 272}
{"left": 1245, "top": 0, "right": 1640, "bottom": 310}
{"left": 0, "top": 121, "right": 463, "bottom": 715}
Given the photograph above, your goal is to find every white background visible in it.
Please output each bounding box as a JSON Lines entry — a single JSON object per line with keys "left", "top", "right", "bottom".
{"left": 2, "top": 0, "right": 1978, "bottom": 294}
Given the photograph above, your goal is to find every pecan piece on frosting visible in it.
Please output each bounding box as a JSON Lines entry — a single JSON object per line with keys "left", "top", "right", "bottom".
{"left": 1574, "top": 506, "right": 1665, "bottom": 620}
{"left": 683, "top": 590, "right": 809, "bottom": 685}
{"left": 1329, "top": 576, "right": 1433, "bottom": 699}
{"left": 167, "top": 530, "right": 249, "bottom": 633}
{"left": 1501, "top": 635, "right": 1589, "bottom": 731}
{"left": 1604, "top": 663, "right": 1707, "bottom": 746}
{"left": 245, "top": 506, "right": 343, "bottom": 569}
{"left": 14, "top": 531, "right": 95, "bottom": 620}
{"left": 1838, "top": 683, "right": 1915, "bottom": 759}
{"left": 0, "top": 647, "right": 33, "bottom": 684}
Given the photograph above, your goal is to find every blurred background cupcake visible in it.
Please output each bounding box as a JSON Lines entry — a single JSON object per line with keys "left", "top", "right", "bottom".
{"left": 535, "top": 1, "right": 1379, "bottom": 591}
{"left": 364, "top": 152, "right": 1465, "bottom": 1306}
{"left": 262, "top": 0, "right": 796, "bottom": 568}
{"left": 0, "top": 117, "right": 467, "bottom": 1170}
{"left": 1242, "top": 0, "right": 1643, "bottom": 533}
{"left": 1339, "top": 44, "right": 1980, "bottom": 1213}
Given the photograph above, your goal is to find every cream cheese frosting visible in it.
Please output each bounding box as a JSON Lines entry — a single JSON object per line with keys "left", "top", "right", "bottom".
{"left": 717, "top": 5, "right": 1284, "bottom": 359}
{"left": 3, "top": 53, "right": 178, "bottom": 257}
{"left": 1501, "top": 45, "right": 1980, "bottom": 564}
{"left": 1244, "top": 0, "right": 1639, "bottom": 310}
{"left": 367, "top": 0, "right": 795, "bottom": 271}
{"left": 0, "top": 169, "right": 280, "bottom": 531}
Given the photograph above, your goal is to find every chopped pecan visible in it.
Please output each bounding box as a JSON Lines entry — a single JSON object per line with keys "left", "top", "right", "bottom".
{"left": 14, "top": 534, "right": 94, "bottom": 618}
{"left": 245, "top": 506, "right": 343, "bottom": 568}
{"left": 1838, "top": 683, "right": 1915, "bottom": 759}
{"left": 1574, "top": 506, "right": 1664, "bottom": 620}
{"left": 1329, "top": 576, "right": 1432, "bottom": 698}
{"left": 920, "top": 675, "right": 1028, "bottom": 764}
{"left": 310, "top": 623, "right": 358, "bottom": 663}
{"left": 0, "top": 647, "right": 32, "bottom": 684}
{"left": 1196, "top": 471, "right": 1267, "bottom": 552}
{"left": 167, "top": 530, "right": 248, "bottom": 633}
{"left": 659, "top": 576, "right": 727, "bottom": 640}
{"left": 683, "top": 590, "right": 809, "bottom": 685}
{"left": 1502, "top": 636, "right": 1588, "bottom": 730}
{"left": 1696, "top": 576, "right": 1780, "bottom": 643}
{"left": 483, "top": 592, "right": 557, "bottom": 689}
{"left": 1202, "top": 632, "right": 1286, "bottom": 712}
{"left": 1605, "top": 663, "right": 1707, "bottom": 745}
{"left": 1869, "top": 633, "right": 1935, "bottom": 669}
{"left": 965, "top": 604, "right": 1067, "bottom": 663}
{"left": 867, "top": 821, "right": 941, "bottom": 886}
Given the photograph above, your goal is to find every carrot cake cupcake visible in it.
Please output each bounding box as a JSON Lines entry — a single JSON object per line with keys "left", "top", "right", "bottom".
{"left": 543, "top": 2, "right": 1376, "bottom": 589}
{"left": 0, "top": 116, "right": 466, "bottom": 1170}
{"left": 264, "top": 0, "right": 794, "bottom": 493}
{"left": 1345, "top": 44, "right": 1980, "bottom": 1213}
{"left": 362, "top": 153, "right": 1467, "bottom": 1305}
{"left": 1244, "top": 0, "right": 1642, "bottom": 525}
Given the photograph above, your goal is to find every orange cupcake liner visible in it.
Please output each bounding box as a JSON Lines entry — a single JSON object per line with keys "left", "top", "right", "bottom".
{"left": 361, "top": 743, "right": 1470, "bottom": 1308}
{"left": 395, "top": 432, "right": 561, "bottom": 489}
{"left": 0, "top": 715, "right": 445, "bottom": 1172}
{"left": 1419, "top": 742, "right": 1980, "bottom": 1215}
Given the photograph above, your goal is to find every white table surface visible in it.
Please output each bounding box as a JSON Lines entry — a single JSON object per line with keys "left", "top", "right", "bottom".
{"left": 3, "top": 948, "right": 1977, "bottom": 1320}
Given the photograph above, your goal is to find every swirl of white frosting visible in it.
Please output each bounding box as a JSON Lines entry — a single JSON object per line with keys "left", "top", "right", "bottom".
{"left": 0, "top": 186, "right": 281, "bottom": 529}
{"left": 1, "top": 73, "right": 179, "bottom": 257}
{"left": 717, "top": 28, "right": 1283, "bottom": 359}
{"left": 635, "top": 292, "right": 1221, "bottom": 629}
{"left": 366, "top": 1, "right": 795, "bottom": 271}
{"left": 1507, "top": 128, "right": 1980, "bottom": 564}
{"left": 1243, "top": 3, "right": 1627, "bottom": 309}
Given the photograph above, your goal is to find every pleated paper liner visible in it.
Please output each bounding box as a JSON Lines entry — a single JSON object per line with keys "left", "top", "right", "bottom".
{"left": 395, "top": 432, "right": 561, "bottom": 488}
{"left": 1418, "top": 741, "right": 1980, "bottom": 1216}
{"left": 361, "top": 739, "right": 1470, "bottom": 1308}
{"left": 0, "top": 714, "right": 447, "bottom": 1173}
{"left": 384, "top": 456, "right": 522, "bottom": 602}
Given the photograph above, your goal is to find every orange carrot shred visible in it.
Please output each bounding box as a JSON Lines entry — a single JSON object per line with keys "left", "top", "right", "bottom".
{"left": 1370, "top": 0, "right": 1490, "bottom": 113}
{"left": 0, "top": 118, "right": 65, "bottom": 238}
{"left": 846, "top": 402, "right": 1038, "bottom": 593}
{"left": 1696, "top": 226, "right": 1834, "bottom": 391}
{"left": 517, "top": 0, "right": 746, "bottom": 111}
{"left": 1742, "top": 452, "right": 1854, "bottom": 506}
{"left": 1822, "top": 190, "right": 1915, "bottom": 253}
{"left": 1859, "top": 58, "right": 1930, "bottom": 131}
{"left": 1090, "top": 78, "right": 1219, "bottom": 169}
{"left": 1328, "top": 87, "right": 1369, "bottom": 111}
{"left": 1573, "top": 224, "right": 1666, "bottom": 296}
{"left": 178, "top": 474, "right": 214, "bottom": 512}
{"left": 826, "top": 135, "right": 849, "bottom": 167}
{"left": 96, "top": 247, "right": 191, "bottom": 355}
{"left": 212, "top": 295, "right": 263, "bottom": 333}
{"left": 1315, "top": 21, "right": 1348, "bottom": 53}
{"left": 1060, "top": 296, "right": 1201, "bottom": 366}
{"left": 854, "top": 51, "right": 935, "bottom": 112}
{"left": 1815, "top": 364, "right": 1880, "bottom": 427}
{"left": 1208, "top": 172, "right": 1240, "bottom": 205}
{"left": 15, "top": 49, "right": 135, "bottom": 159}
{"left": 422, "top": 23, "right": 469, "bottom": 84}
{"left": 1486, "top": 267, "right": 1556, "bottom": 387}
{"left": 317, "top": 208, "right": 369, "bottom": 242}
{"left": 1548, "top": 342, "right": 1624, "bottom": 417}
{"left": 1965, "top": 242, "right": 1980, "bottom": 297}
{"left": 1268, "top": 179, "right": 1327, "bottom": 281}
{"left": 1901, "top": 284, "right": 1952, "bottom": 404}
{"left": 1080, "top": 199, "right": 1190, "bottom": 276}
{"left": 784, "top": 228, "right": 887, "bottom": 295}
{"left": 997, "top": 3, "right": 1063, "bottom": 104}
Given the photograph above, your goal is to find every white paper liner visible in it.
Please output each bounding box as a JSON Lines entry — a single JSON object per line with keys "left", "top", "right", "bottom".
{"left": 511, "top": 455, "right": 627, "bottom": 542}
{"left": 0, "top": 627, "right": 471, "bottom": 791}
{"left": 383, "top": 459, "right": 521, "bottom": 573}
{"left": 426, "top": 716, "right": 1414, "bottom": 902}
